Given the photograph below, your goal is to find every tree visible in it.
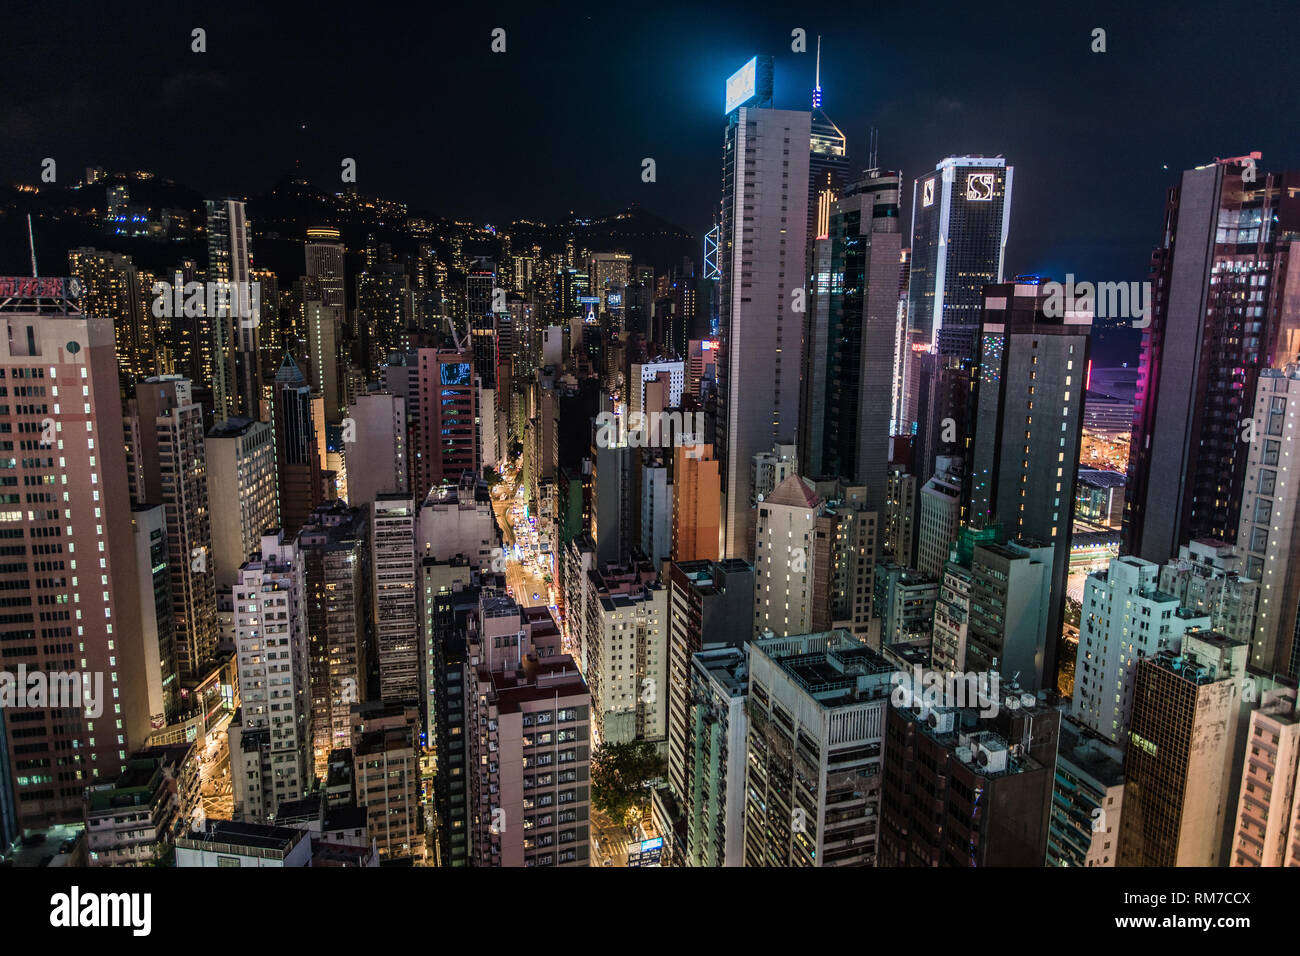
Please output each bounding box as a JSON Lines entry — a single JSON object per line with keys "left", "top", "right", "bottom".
{"left": 590, "top": 741, "right": 666, "bottom": 823}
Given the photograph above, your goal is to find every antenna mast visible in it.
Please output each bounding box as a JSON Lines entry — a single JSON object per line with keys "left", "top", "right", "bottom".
{"left": 27, "top": 215, "right": 38, "bottom": 277}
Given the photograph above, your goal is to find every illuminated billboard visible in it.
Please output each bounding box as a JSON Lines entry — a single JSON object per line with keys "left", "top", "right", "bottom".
{"left": 440, "top": 362, "right": 472, "bottom": 386}
{"left": 725, "top": 58, "right": 757, "bottom": 113}
{"left": 724, "top": 56, "right": 771, "bottom": 114}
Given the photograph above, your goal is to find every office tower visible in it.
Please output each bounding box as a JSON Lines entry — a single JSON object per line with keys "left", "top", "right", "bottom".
{"left": 0, "top": 286, "right": 144, "bottom": 826}
{"left": 671, "top": 444, "right": 720, "bottom": 562}
{"left": 1118, "top": 632, "right": 1248, "bottom": 866}
{"left": 206, "top": 198, "right": 260, "bottom": 420}
{"left": 230, "top": 530, "right": 312, "bottom": 823}
{"left": 751, "top": 443, "right": 798, "bottom": 504}
{"left": 467, "top": 257, "right": 498, "bottom": 390}
{"left": 968, "top": 280, "right": 1091, "bottom": 687}
{"left": 415, "top": 473, "right": 496, "bottom": 565}
{"left": 372, "top": 495, "right": 419, "bottom": 703}
{"left": 666, "top": 559, "right": 755, "bottom": 803}
{"left": 1230, "top": 685, "right": 1300, "bottom": 866}
{"left": 717, "top": 58, "right": 810, "bottom": 559}
{"left": 304, "top": 226, "right": 346, "bottom": 306}
{"left": 1238, "top": 366, "right": 1300, "bottom": 676}
{"left": 274, "top": 354, "right": 324, "bottom": 538}
{"left": 963, "top": 539, "right": 1054, "bottom": 692}
{"left": 298, "top": 502, "right": 368, "bottom": 778}
{"left": 343, "top": 392, "right": 408, "bottom": 509}
{"left": 870, "top": 562, "right": 938, "bottom": 648}
{"left": 930, "top": 524, "right": 1004, "bottom": 672}
{"left": 906, "top": 156, "right": 1013, "bottom": 360}
{"left": 351, "top": 700, "right": 423, "bottom": 861}
{"left": 130, "top": 505, "right": 178, "bottom": 730}
{"left": 1074, "top": 556, "right": 1214, "bottom": 742}
{"left": 883, "top": 468, "right": 917, "bottom": 565}
{"left": 1126, "top": 163, "right": 1300, "bottom": 564}
{"left": 878, "top": 690, "right": 1060, "bottom": 867}
{"left": 802, "top": 170, "right": 902, "bottom": 512}
{"left": 585, "top": 568, "right": 668, "bottom": 745}
{"left": 684, "top": 646, "right": 748, "bottom": 867}
{"left": 464, "top": 595, "right": 591, "bottom": 867}
{"left": 1159, "top": 540, "right": 1258, "bottom": 648}
{"left": 916, "top": 457, "right": 962, "bottom": 579}
{"left": 205, "top": 416, "right": 277, "bottom": 591}
{"left": 414, "top": 347, "right": 479, "bottom": 497}
{"left": 1047, "top": 718, "right": 1125, "bottom": 867}
{"left": 806, "top": 38, "right": 848, "bottom": 243}
{"left": 68, "top": 247, "right": 151, "bottom": 386}
{"left": 744, "top": 630, "right": 891, "bottom": 867}
{"left": 127, "top": 376, "right": 217, "bottom": 683}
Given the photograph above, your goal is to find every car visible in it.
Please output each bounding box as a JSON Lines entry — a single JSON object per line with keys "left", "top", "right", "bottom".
{"left": 533, "top": 593, "right": 540, "bottom": 600}
{"left": 603, "top": 858, "right": 614, "bottom": 866}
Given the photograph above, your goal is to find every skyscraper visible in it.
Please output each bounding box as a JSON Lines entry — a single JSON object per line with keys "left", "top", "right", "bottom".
{"left": 274, "top": 354, "right": 324, "bottom": 538}
{"left": 806, "top": 37, "right": 848, "bottom": 244}
{"left": 372, "top": 494, "right": 420, "bottom": 703}
{"left": 967, "top": 279, "right": 1091, "bottom": 688}
{"left": 127, "top": 376, "right": 217, "bottom": 683}
{"left": 906, "top": 156, "right": 1013, "bottom": 361}
{"left": 802, "top": 170, "right": 903, "bottom": 509}
{"left": 716, "top": 57, "right": 810, "bottom": 559}
{"left": 229, "top": 530, "right": 312, "bottom": 823}
{"left": 205, "top": 416, "right": 278, "bottom": 592}
{"left": 1125, "top": 161, "right": 1300, "bottom": 564}
{"left": 206, "top": 198, "right": 261, "bottom": 421}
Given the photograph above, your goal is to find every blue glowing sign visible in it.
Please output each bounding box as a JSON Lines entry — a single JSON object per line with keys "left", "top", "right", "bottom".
{"left": 725, "top": 58, "right": 757, "bottom": 114}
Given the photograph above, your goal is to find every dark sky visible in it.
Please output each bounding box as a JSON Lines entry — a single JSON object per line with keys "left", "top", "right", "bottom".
{"left": 2, "top": 0, "right": 1298, "bottom": 287}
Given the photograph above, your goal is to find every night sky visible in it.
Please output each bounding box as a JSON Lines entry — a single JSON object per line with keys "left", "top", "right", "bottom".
{"left": 3, "top": 0, "right": 1298, "bottom": 289}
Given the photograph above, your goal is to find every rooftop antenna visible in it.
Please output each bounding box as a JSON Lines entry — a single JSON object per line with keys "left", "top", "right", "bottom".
{"left": 812, "top": 36, "right": 822, "bottom": 109}
{"left": 869, "top": 128, "right": 879, "bottom": 171}
{"left": 27, "top": 214, "right": 38, "bottom": 277}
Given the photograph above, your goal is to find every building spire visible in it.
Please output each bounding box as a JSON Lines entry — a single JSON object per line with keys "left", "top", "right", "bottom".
{"left": 813, "top": 35, "right": 822, "bottom": 109}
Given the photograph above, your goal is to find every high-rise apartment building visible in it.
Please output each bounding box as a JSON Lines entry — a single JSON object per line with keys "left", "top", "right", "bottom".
{"left": 229, "top": 531, "right": 312, "bottom": 823}
{"left": 298, "top": 502, "right": 368, "bottom": 778}
{"left": 665, "top": 559, "right": 755, "bottom": 804}
{"left": 372, "top": 495, "right": 419, "bottom": 703}
{"left": 879, "top": 689, "right": 1060, "bottom": 867}
{"left": 127, "top": 376, "right": 217, "bottom": 682}
{"left": 414, "top": 347, "right": 479, "bottom": 497}
{"left": 1073, "top": 555, "right": 1213, "bottom": 743}
{"left": 205, "top": 416, "right": 277, "bottom": 591}
{"left": 1047, "top": 718, "right": 1125, "bottom": 867}
{"left": 1229, "top": 685, "right": 1300, "bottom": 867}
{"left": 585, "top": 568, "right": 668, "bottom": 745}
{"left": 344, "top": 392, "right": 408, "bottom": 509}
{"left": 671, "top": 443, "right": 720, "bottom": 562}
{"left": 1158, "top": 539, "right": 1258, "bottom": 649}
{"left": 716, "top": 59, "right": 810, "bottom": 559}
{"left": 744, "top": 631, "right": 891, "bottom": 867}
{"left": 684, "top": 646, "right": 748, "bottom": 867}
{"left": 1237, "top": 365, "right": 1300, "bottom": 676}
{"left": 68, "top": 247, "right": 151, "bottom": 387}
